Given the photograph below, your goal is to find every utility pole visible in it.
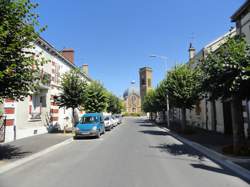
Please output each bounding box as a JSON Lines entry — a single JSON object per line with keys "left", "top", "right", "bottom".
{"left": 149, "top": 55, "right": 170, "bottom": 127}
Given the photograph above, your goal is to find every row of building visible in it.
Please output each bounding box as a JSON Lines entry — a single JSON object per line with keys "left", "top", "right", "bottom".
{"left": 172, "top": 1, "right": 250, "bottom": 138}
{"left": 1, "top": 36, "right": 92, "bottom": 143}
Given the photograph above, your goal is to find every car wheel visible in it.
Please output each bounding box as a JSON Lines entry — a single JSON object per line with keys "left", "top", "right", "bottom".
{"left": 96, "top": 131, "right": 101, "bottom": 138}
{"left": 103, "top": 128, "right": 106, "bottom": 134}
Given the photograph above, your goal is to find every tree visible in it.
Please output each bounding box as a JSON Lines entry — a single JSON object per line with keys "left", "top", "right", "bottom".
{"left": 83, "top": 81, "right": 108, "bottom": 113}
{"left": 154, "top": 82, "right": 168, "bottom": 122}
{"left": 56, "top": 69, "right": 87, "bottom": 126}
{"left": 142, "top": 89, "right": 158, "bottom": 120}
{"left": 201, "top": 35, "right": 250, "bottom": 153}
{"left": 0, "top": 0, "right": 46, "bottom": 101}
{"left": 164, "top": 64, "right": 202, "bottom": 131}
{"left": 107, "top": 93, "right": 123, "bottom": 114}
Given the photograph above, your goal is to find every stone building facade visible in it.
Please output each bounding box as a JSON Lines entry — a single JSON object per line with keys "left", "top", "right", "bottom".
{"left": 172, "top": 25, "right": 250, "bottom": 138}
{"left": 123, "top": 82, "right": 141, "bottom": 113}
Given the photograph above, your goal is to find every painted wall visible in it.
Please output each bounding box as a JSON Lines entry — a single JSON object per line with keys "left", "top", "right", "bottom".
{"left": 237, "top": 10, "right": 250, "bottom": 44}
{"left": 2, "top": 39, "right": 91, "bottom": 142}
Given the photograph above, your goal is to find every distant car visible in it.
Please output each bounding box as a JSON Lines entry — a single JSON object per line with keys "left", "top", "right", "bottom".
{"left": 104, "top": 115, "right": 113, "bottom": 131}
{"left": 74, "top": 113, "right": 105, "bottom": 139}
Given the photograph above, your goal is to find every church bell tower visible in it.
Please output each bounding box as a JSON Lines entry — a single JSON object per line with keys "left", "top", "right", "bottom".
{"left": 139, "top": 67, "right": 152, "bottom": 104}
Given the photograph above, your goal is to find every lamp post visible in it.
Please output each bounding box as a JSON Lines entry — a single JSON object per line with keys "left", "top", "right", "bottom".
{"left": 149, "top": 55, "right": 170, "bottom": 127}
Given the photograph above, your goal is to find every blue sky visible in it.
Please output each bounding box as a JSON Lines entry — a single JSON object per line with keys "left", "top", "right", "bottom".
{"left": 35, "top": 0, "right": 245, "bottom": 97}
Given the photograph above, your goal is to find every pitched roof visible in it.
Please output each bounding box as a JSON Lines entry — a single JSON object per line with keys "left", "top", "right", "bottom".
{"left": 231, "top": 0, "right": 250, "bottom": 21}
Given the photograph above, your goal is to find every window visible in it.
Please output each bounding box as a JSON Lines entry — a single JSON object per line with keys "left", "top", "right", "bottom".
{"left": 30, "top": 95, "right": 42, "bottom": 120}
{"left": 141, "top": 78, "right": 146, "bottom": 86}
{"left": 80, "top": 116, "right": 98, "bottom": 124}
{"left": 131, "top": 95, "right": 136, "bottom": 105}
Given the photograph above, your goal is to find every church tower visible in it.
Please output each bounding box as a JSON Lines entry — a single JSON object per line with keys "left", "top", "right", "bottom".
{"left": 139, "top": 67, "right": 152, "bottom": 104}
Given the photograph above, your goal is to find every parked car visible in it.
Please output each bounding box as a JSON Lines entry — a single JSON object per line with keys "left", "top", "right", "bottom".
{"left": 114, "top": 114, "right": 122, "bottom": 124}
{"left": 112, "top": 115, "right": 119, "bottom": 127}
{"left": 104, "top": 115, "right": 113, "bottom": 131}
{"left": 74, "top": 113, "right": 105, "bottom": 139}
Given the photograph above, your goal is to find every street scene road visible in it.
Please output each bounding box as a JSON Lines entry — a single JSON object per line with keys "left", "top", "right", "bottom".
{"left": 0, "top": 117, "right": 248, "bottom": 187}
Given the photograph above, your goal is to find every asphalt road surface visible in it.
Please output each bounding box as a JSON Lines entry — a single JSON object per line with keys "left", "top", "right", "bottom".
{"left": 0, "top": 117, "right": 249, "bottom": 187}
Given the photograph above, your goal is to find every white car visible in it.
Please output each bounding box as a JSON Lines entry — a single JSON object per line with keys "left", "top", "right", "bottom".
{"left": 112, "top": 115, "right": 119, "bottom": 127}
{"left": 114, "top": 114, "right": 122, "bottom": 124}
{"left": 104, "top": 116, "right": 113, "bottom": 131}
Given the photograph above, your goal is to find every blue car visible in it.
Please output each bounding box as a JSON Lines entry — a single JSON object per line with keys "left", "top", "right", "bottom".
{"left": 74, "top": 113, "right": 105, "bottom": 139}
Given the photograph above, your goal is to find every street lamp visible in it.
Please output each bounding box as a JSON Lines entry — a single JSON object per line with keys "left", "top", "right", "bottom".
{"left": 149, "top": 54, "right": 170, "bottom": 128}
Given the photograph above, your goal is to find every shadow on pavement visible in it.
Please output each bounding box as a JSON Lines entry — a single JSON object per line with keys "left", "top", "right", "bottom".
{"left": 140, "top": 130, "right": 169, "bottom": 136}
{"left": 190, "top": 163, "right": 236, "bottom": 177}
{"left": 149, "top": 143, "right": 204, "bottom": 160}
{"left": 138, "top": 124, "right": 156, "bottom": 127}
{"left": 135, "top": 120, "right": 149, "bottom": 124}
{"left": 0, "top": 144, "right": 30, "bottom": 160}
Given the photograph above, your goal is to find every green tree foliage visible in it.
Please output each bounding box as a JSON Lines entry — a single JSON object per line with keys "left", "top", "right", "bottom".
{"left": 56, "top": 69, "right": 87, "bottom": 124}
{"left": 83, "top": 81, "right": 108, "bottom": 113}
{"left": 201, "top": 35, "right": 250, "bottom": 153}
{"left": 107, "top": 93, "right": 123, "bottom": 114}
{"left": 164, "top": 64, "right": 202, "bottom": 130}
{"left": 142, "top": 89, "right": 158, "bottom": 120}
{"left": 201, "top": 35, "right": 250, "bottom": 99}
{"left": 0, "top": 0, "right": 46, "bottom": 101}
{"left": 154, "top": 81, "right": 168, "bottom": 121}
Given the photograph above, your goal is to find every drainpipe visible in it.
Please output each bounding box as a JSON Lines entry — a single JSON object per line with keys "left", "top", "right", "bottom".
{"left": 246, "top": 99, "right": 250, "bottom": 139}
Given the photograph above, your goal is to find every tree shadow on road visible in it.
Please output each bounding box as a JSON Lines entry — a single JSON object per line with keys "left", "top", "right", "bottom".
{"left": 0, "top": 144, "right": 30, "bottom": 160}
{"left": 140, "top": 130, "right": 169, "bottom": 136}
{"left": 149, "top": 143, "right": 204, "bottom": 160}
{"left": 135, "top": 119, "right": 151, "bottom": 124}
{"left": 191, "top": 163, "right": 235, "bottom": 176}
{"left": 150, "top": 143, "right": 250, "bottom": 183}
{"left": 190, "top": 163, "right": 250, "bottom": 183}
{"left": 138, "top": 123, "right": 156, "bottom": 127}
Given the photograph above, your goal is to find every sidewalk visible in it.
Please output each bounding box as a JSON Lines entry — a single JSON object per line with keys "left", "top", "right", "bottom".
{"left": 174, "top": 127, "right": 250, "bottom": 171}
{"left": 0, "top": 133, "right": 73, "bottom": 168}
{"left": 158, "top": 121, "right": 250, "bottom": 170}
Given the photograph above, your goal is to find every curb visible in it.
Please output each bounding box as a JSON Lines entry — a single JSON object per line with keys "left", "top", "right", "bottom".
{"left": 0, "top": 138, "right": 73, "bottom": 175}
{"left": 160, "top": 127, "right": 250, "bottom": 182}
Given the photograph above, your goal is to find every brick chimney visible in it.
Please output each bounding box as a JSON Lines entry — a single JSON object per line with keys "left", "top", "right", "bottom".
{"left": 61, "top": 49, "right": 74, "bottom": 64}
{"left": 82, "top": 64, "right": 89, "bottom": 75}
{"left": 188, "top": 43, "right": 196, "bottom": 60}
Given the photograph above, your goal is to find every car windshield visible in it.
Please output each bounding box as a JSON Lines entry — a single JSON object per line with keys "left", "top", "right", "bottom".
{"left": 104, "top": 117, "right": 109, "bottom": 120}
{"left": 80, "top": 116, "right": 99, "bottom": 124}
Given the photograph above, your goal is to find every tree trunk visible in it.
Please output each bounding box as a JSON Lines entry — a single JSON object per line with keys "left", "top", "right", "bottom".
{"left": 72, "top": 108, "right": 75, "bottom": 128}
{"left": 231, "top": 96, "right": 246, "bottom": 153}
{"left": 150, "top": 112, "right": 153, "bottom": 121}
{"left": 210, "top": 99, "right": 217, "bottom": 132}
{"left": 181, "top": 108, "right": 186, "bottom": 132}
{"left": 162, "top": 110, "right": 166, "bottom": 123}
